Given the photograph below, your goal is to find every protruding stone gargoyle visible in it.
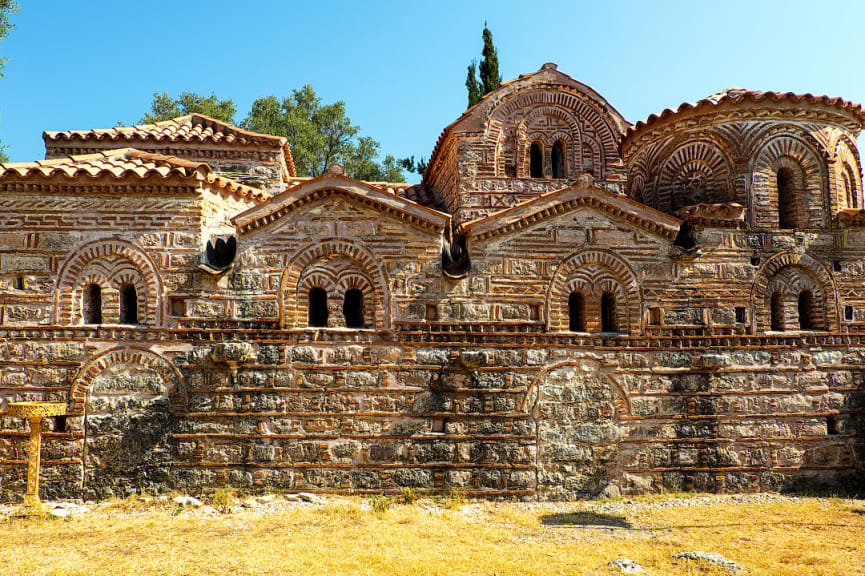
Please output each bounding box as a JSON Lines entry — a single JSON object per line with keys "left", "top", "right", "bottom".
{"left": 442, "top": 231, "right": 470, "bottom": 279}
{"left": 200, "top": 236, "right": 237, "bottom": 274}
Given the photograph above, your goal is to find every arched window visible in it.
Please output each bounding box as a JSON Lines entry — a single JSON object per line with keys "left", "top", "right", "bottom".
{"left": 119, "top": 284, "right": 138, "bottom": 325}
{"left": 552, "top": 141, "right": 566, "bottom": 179}
{"left": 530, "top": 141, "right": 544, "bottom": 178}
{"left": 770, "top": 292, "right": 785, "bottom": 331}
{"left": 842, "top": 168, "right": 857, "bottom": 209}
{"left": 568, "top": 292, "right": 585, "bottom": 332}
{"left": 83, "top": 284, "right": 102, "bottom": 324}
{"left": 601, "top": 292, "right": 617, "bottom": 333}
{"left": 798, "top": 290, "right": 815, "bottom": 330}
{"left": 308, "top": 287, "right": 328, "bottom": 327}
{"left": 777, "top": 167, "right": 795, "bottom": 229}
{"left": 343, "top": 289, "right": 364, "bottom": 329}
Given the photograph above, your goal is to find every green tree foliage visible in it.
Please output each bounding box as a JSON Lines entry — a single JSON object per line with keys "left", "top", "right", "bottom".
{"left": 479, "top": 23, "right": 501, "bottom": 95}
{"left": 398, "top": 156, "right": 427, "bottom": 176}
{"left": 0, "top": 0, "right": 18, "bottom": 162}
{"left": 464, "top": 24, "right": 502, "bottom": 111}
{"left": 466, "top": 60, "right": 480, "bottom": 108}
{"left": 139, "top": 92, "right": 236, "bottom": 124}
{"left": 242, "top": 85, "right": 405, "bottom": 181}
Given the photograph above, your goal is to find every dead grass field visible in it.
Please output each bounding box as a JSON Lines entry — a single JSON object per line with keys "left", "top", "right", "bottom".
{"left": 0, "top": 492, "right": 863, "bottom": 575}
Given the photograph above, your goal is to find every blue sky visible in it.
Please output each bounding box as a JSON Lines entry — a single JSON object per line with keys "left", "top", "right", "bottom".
{"left": 1, "top": 0, "right": 863, "bottom": 182}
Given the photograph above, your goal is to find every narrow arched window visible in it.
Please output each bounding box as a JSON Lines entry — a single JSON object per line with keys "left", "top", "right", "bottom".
{"left": 530, "top": 141, "right": 544, "bottom": 178}
{"left": 552, "top": 141, "right": 566, "bottom": 179}
{"left": 843, "top": 169, "right": 857, "bottom": 209}
{"left": 601, "top": 292, "right": 617, "bottom": 333}
{"left": 770, "top": 292, "right": 784, "bottom": 331}
{"left": 568, "top": 292, "right": 585, "bottom": 332}
{"left": 308, "top": 287, "right": 328, "bottom": 327}
{"left": 83, "top": 284, "right": 102, "bottom": 324}
{"left": 343, "top": 289, "right": 364, "bottom": 329}
{"left": 798, "top": 290, "right": 815, "bottom": 330}
{"left": 120, "top": 284, "right": 138, "bottom": 325}
{"left": 777, "top": 167, "right": 795, "bottom": 229}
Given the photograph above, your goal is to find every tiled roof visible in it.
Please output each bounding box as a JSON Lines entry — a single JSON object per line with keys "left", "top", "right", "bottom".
{"left": 625, "top": 88, "right": 865, "bottom": 144}
{"left": 285, "top": 176, "right": 446, "bottom": 211}
{"left": 0, "top": 148, "right": 268, "bottom": 202}
{"left": 44, "top": 114, "right": 297, "bottom": 177}
{"left": 44, "top": 113, "right": 284, "bottom": 146}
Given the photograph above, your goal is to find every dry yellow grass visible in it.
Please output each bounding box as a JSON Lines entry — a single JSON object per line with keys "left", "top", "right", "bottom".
{"left": 0, "top": 494, "right": 862, "bottom": 575}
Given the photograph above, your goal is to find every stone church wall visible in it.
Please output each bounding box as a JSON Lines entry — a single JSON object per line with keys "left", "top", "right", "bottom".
{"left": 0, "top": 332, "right": 861, "bottom": 500}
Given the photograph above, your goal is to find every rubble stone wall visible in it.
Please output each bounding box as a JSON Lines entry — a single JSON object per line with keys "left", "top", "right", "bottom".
{"left": 0, "top": 331, "right": 861, "bottom": 501}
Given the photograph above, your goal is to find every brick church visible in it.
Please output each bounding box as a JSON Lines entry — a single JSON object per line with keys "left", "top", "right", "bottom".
{"left": 0, "top": 63, "right": 863, "bottom": 499}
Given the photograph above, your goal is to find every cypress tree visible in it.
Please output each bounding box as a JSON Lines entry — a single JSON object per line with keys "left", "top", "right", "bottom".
{"left": 479, "top": 23, "right": 501, "bottom": 95}
{"left": 466, "top": 61, "right": 480, "bottom": 108}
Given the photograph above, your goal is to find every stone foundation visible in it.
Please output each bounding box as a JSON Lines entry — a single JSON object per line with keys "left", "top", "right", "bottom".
{"left": 1, "top": 328, "right": 861, "bottom": 501}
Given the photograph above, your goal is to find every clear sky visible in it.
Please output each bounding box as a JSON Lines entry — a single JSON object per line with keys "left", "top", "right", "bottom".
{"left": 1, "top": 0, "right": 863, "bottom": 182}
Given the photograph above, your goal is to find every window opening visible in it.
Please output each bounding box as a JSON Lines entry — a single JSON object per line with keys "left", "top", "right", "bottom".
{"left": 120, "top": 284, "right": 138, "bottom": 325}
{"left": 530, "top": 142, "right": 544, "bottom": 178}
{"left": 308, "top": 287, "right": 328, "bottom": 327}
{"left": 845, "top": 305, "right": 854, "bottom": 321}
{"left": 568, "top": 292, "right": 586, "bottom": 331}
{"left": 601, "top": 292, "right": 617, "bottom": 333}
{"left": 551, "top": 141, "right": 565, "bottom": 179}
{"left": 770, "top": 292, "right": 784, "bottom": 331}
{"left": 777, "top": 167, "right": 796, "bottom": 229}
{"left": 83, "top": 284, "right": 102, "bottom": 324}
{"left": 735, "top": 307, "right": 746, "bottom": 324}
{"left": 798, "top": 290, "right": 815, "bottom": 330}
{"left": 343, "top": 288, "right": 364, "bottom": 329}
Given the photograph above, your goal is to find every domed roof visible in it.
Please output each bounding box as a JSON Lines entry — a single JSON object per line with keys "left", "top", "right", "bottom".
{"left": 622, "top": 88, "right": 865, "bottom": 155}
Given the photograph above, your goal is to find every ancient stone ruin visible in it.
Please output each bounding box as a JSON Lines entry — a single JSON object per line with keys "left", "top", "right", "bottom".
{"left": 0, "top": 63, "right": 863, "bottom": 500}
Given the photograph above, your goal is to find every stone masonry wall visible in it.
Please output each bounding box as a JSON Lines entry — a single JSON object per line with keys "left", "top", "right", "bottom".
{"left": 0, "top": 331, "right": 861, "bottom": 501}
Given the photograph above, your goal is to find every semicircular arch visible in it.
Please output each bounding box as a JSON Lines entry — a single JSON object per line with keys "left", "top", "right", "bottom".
{"left": 280, "top": 238, "right": 390, "bottom": 329}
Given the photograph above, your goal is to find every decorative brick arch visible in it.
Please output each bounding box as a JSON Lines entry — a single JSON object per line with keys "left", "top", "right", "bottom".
{"left": 833, "top": 137, "right": 862, "bottom": 210}
{"left": 69, "top": 346, "right": 185, "bottom": 413}
{"left": 655, "top": 138, "right": 734, "bottom": 212}
{"left": 751, "top": 252, "right": 839, "bottom": 333}
{"left": 512, "top": 105, "right": 585, "bottom": 178}
{"left": 547, "top": 249, "right": 641, "bottom": 334}
{"left": 296, "top": 258, "right": 377, "bottom": 329}
{"left": 751, "top": 133, "right": 827, "bottom": 229}
{"left": 520, "top": 360, "right": 631, "bottom": 418}
{"left": 280, "top": 238, "right": 390, "bottom": 329}
{"left": 487, "top": 88, "right": 624, "bottom": 179}
{"left": 54, "top": 238, "right": 163, "bottom": 326}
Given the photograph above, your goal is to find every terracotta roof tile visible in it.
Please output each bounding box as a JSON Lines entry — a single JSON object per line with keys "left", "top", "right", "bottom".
{"left": 0, "top": 148, "right": 268, "bottom": 202}
{"left": 625, "top": 88, "right": 865, "bottom": 145}
{"left": 44, "top": 113, "right": 286, "bottom": 147}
